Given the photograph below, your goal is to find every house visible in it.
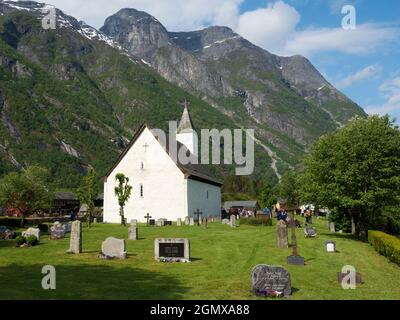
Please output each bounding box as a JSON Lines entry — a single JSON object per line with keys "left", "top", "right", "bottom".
{"left": 223, "top": 200, "right": 260, "bottom": 214}
{"left": 52, "top": 192, "right": 80, "bottom": 215}
{"left": 103, "top": 104, "right": 222, "bottom": 223}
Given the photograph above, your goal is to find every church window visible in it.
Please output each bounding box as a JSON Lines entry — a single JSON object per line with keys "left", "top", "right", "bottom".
{"left": 140, "top": 184, "right": 144, "bottom": 198}
{"left": 141, "top": 162, "right": 144, "bottom": 170}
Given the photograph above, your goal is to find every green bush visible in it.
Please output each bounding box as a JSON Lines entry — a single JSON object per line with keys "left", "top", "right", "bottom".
{"left": 25, "top": 235, "right": 38, "bottom": 247}
{"left": 368, "top": 230, "right": 400, "bottom": 266}
{"left": 239, "top": 217, "right": 272, "bottom": 226}
{"left": 15, "top": 236, "right": 26, "bottom": 246}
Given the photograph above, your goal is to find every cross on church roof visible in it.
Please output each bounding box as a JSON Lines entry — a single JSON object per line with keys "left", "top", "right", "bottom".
{"left": 143, "top": 143, "right": 149, "bottom": 152}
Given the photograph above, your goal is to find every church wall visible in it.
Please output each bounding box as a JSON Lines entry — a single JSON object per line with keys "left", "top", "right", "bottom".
{"left": 176, "top": 131, "right": 198, "bottom": 157}
{"left": 186, "top": 179, "right": 221, "bottom": 218}
{"left": 103, "top": 127, "right": 186, "bottom": 223}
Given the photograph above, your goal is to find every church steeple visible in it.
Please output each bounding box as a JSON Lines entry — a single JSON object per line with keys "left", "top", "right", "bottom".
{"left": 176, "top": 99, "right": 198, "bottom": 157}
{"left": 177, "top": 99, "right": 195, "bottom": 133}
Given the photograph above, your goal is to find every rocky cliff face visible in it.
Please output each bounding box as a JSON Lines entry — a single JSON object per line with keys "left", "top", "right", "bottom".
{"left": 101, "top": 9, "right": 366, "bottom": 147}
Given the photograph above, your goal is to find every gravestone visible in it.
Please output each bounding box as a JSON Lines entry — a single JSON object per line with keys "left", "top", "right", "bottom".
{"left": 177, "top": 218, "right": 182, "bottom": 227}
{"left": 230, "top": 215, "right": 236, "bottom": 228}
{"left": 22, "top": 228, "right": 40, "bottom": 242}
{"left": 156, "top": 219, "right": 164, "bottom": 227}
{"left": 329, "top": 222, "right": 336, "bottom": 233}
{"left": 184, "top": 216, "right": 190, "bottom": 225}
{"left": 287, "top": 255, "right": 305, "bottom": 266}
{"left": 304, "top": 227, "right": 318, "bottom": 238}
{"left": 67, "top": 221, "right": 82, "bottom": 254}
{"left": 222, "top": 219, "right": 230, "bottom": 225}
{"left": 251, "top": 265, "right": 291, "bottom": 297}
{"left": 202, "top": 217, "right": 208, "bottom": 228}
{"left": 64, "top": 222, "right": 72, "bottom": 233}
{"left": 50, "top": 223, "right": 66, "bottom": 240}
{"left": 0, "top": 226, "right": 16, "bottom": 240}
{"left": 189, "top": 217, "right": 195, "bottom": 226}
{"left": 128, "top": 226, "right": 138, "bottom": 240}
{"left": 325, "top": 240, "right": 336, "bottom": 253}
{"left": 276, "top": 220, "right": 288, "bottom": 248}
{"left": 130, "top": 219, "right": 138, "bottom": 227}
{"left": 154, "top": 238, "right": 190, "bottom": 263}
{"left": 100, "top": 237, "right": 127, "bottom": 259}
{"left": 150, "top": 219, "right": 156, "bottom": 226}
{"left": 165, "top": 221, "right": 172, "bottom": 226}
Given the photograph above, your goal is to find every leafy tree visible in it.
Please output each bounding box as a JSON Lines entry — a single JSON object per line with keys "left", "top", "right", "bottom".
{"left": 0, "top": 165, "right": 52, "bottom": 226}
{"left": 114, "top": 173, "right": 132, "bottom": 226}
{"left": 298, "top": 115, "right": 400, "bottom": 239}
{"left": 257, "top": 183, "right": 277, "bottom": 209}
{"left": 277, "top": 170, "right": 301, "bottom": 209}
{"left": 76, "top": 168, "right": 98, "bottom": 229}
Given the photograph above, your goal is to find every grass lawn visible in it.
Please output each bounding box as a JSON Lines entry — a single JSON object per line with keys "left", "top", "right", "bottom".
{"left": 1, "top": 217, "right": 399, "bottom": 300}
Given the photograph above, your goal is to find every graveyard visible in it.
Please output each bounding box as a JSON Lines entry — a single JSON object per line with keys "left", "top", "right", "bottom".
{"left": 1, "top": 217, "right": 400, "bottom": 300}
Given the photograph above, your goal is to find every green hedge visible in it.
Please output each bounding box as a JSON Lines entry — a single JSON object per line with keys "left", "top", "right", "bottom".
{"left": 368, "top": 230, "right": 400, "bottom": 266}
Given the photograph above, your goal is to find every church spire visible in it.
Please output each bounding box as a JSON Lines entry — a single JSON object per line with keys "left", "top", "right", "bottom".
{"left": 177, "top": 99, "right": 195, "bottom": 133}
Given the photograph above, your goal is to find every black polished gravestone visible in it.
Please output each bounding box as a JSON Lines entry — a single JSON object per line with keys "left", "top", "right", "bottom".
{"left": 251, "top": 264, "right": 292, "bottom": 297}
{"left": 154, "top": 238, "right": 190, "bottom": 263}
{"left": 165, "top": 221, "right": 172, "bottom": 226}
{"left": 149, "top": 219, "right": 156, "bottom": 226}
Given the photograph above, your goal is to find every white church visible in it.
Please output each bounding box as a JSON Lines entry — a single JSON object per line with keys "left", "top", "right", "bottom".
{"left": 103, "top": 104, "right": 222, "bottom": 223}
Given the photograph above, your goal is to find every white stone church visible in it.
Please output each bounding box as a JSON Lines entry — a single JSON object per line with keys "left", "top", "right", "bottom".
{"left": 103, "top": 105, "right": 222, "bottom": 223}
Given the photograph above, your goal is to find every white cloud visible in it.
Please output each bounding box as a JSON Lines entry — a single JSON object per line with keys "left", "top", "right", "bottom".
{"left": 236, "top": 1, "right": 300, "bottom": 52}
{"left": 336, "top": 65, "right": 383, "bottom": 89}
{"left": 366, "top": 77, "right": 400, "bottom": 117}
{"left": 282, "top": 24, "right": 399, "bottom": 57}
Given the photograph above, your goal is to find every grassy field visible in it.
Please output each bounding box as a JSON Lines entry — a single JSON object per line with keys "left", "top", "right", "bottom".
{"left": 1, "top": 217, "right": 399, "bottom": 300}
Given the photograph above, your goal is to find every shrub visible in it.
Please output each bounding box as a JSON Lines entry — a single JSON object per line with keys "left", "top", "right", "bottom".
{"left": 15, "top": 236, "right": 26, "bottom": 246}
{"left": 239, "top": 217, "right": 272, "bottom": 226}
{"left": 26, "top": 235, "right": 38, "bottom": 247}
{"left": 368, "top": 230, "right": 400, "bottom": 266}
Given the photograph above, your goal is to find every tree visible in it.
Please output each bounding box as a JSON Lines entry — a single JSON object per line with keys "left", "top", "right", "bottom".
{"left": 299, "top": 115, "right": 400, "bottom": 240}
{"left": 76, "top": 168, "right": 98, "bottom": 229}
{"left": 277, "top": 170, "right": 301, "bottom": 209}
{"left": 0, "top": 165, "right": 52, "bottom": 226}
{"left": 114, "top": 173, "right": 132, "bottom": 226}
{"left": 257, "top": 183, "right": 277, "bottom": 209}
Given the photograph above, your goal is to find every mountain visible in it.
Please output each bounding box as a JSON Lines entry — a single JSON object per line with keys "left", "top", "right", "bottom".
{"left": 0, "top": 1, "right": 366, "bottom": 190}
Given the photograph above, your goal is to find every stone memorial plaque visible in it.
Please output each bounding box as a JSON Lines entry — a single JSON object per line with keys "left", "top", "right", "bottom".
{"left": 154, "top": 238, "right": 190, "bottom": 263}
{"left": 100, "top": 237, "right": 127, "bottom": 259}
{"left": 304, "top": 227, "right": 317, "bottom": 238}
{"left": 276, "top": 220, "right": 288, "bottom": 248}
{"left": 67, "top": 221, "right": 82, "bottom": 254}
{"left": 251, "top": 265, "right": 291, "bottom": 297}
{"left": 325, "top": 240, "right": 336, "bottom": 253}
{"left": 22, "top": 228, "right": 40, "bottom": 242}
{"left": 287, "top": 255, "right": 305, "bottom": 266}
{"left": 128, "top": 226, "right": 138, "bottom": 240}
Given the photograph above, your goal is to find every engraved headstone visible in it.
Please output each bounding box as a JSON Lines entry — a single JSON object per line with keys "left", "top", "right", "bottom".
{"left": 156, "top": 219, "right": 164, "bottom": 227}
{"left": 329, "top": 222, "right": 336, "bottom": 233}
{"left": 149, "top": 219, "right": 156, "bottom": 226}
{"left": 230, "top": 215, "right": 236, "bottom": 228}
{"left": 202, "top": 217, "right": 208, "bottom": 228}
{"left": 131, "top": 219, "right": 138, "bottom": 227}
{"left": 67, "top": 221, "right": 82, "bottom": 254}
{"left": 100, "top": 237, "right": 127, "bottom": 259}
{"left": 50, "top": 223, "right": 66, "bottom": 240}
{"left": 251, "top": 265, "right": 291, "bottom": 297}
{"left": 276, "top": 220, "right": 288, "bottom": 248}
{"left": 185, "top": 216, "right": 189, "bottom": 225}
{"left": 22, "top": 228, "right": 40, "bottom": 242}
{"left": 304, "top": 227, "right": 317, "bottom": 238}
{"left": 128, "top": 226, "right": 138, "bottom": 240}
{"left": 325, "top": 240, "right": 336, "bottom": 253}
{"left": 154, "top": 238, "right": 190, "bottom": 263}
{"left": 189, "top": 217, "right": 195, "bottom": 226}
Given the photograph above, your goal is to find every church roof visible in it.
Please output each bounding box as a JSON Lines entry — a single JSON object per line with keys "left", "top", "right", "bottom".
{"left": 105, "top": 123, "right": 222, "bottom": 187}
{"left": 177, "top": 104, "right": 195, "bottom": 133}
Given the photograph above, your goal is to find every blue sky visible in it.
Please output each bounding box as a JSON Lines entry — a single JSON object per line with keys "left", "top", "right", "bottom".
{"left": 47, "top": 0, "right": 400, "bottom": 123}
